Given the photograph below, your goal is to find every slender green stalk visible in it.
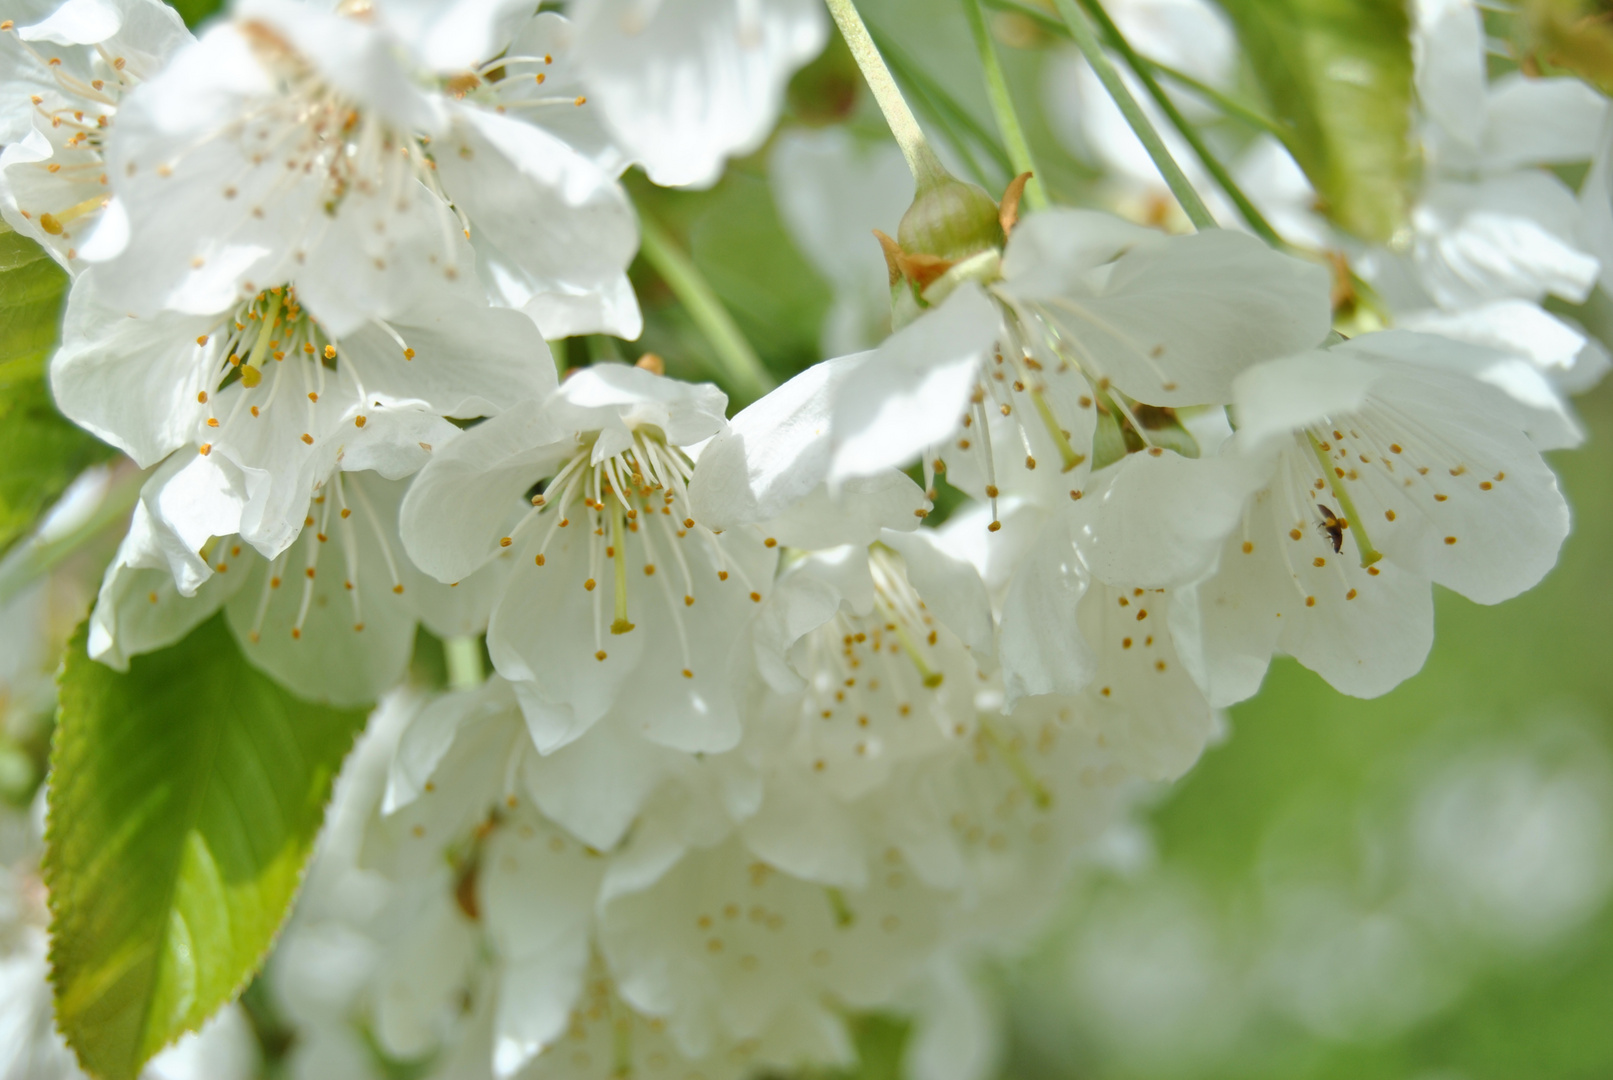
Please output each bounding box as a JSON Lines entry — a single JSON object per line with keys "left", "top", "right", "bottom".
{"left": 1049, "top": 0, "right": 1216, "bottom": 229}
{"left": 962, "top": 0, "right": 1048, "bottom": 209}
{"left": 1072, "top": 0, "right": 1284, "bottom": 247}
{"left": 0, "top": 464, "right": 144, "bottom": 609}
{"left": 866, "top": 22, "right": 1009, "bottom": 183}
{"left": 981, "top": 0, "right": 1286, "bottom": 140}
{"left": 823, "top": 0, "right": 948, "bottom": 187}
{"left": 443, "top": 636, "right": 484, "bottom": 688}
{"left": 1147, "top": 61, "right": 1287, "bottom": 141}
{"left": 636, "top": 212, "right": 774, "bottom": 405}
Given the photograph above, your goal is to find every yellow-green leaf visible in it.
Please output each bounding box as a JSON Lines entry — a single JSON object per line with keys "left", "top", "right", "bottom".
{"left": 0, "top": 226, "right": 112, "bottom": 555}
{"left": 47, "top": 615, "right": 367, "bottom": 1080}
{"left": 1211, "top": 0, "right": 1416, "bottom": 241}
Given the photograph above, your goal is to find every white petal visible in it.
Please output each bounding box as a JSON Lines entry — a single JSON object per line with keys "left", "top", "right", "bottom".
{"left": 1413, "top": 0, "right": 1487, "bottom": 148}
{"left": 690, "top": 353, "right": 853, "bottom": 528}
{"left": 999, "top": 207, "right": 1161, "bottom": 290}
{"left": 569, "top": 0, "right": 828, "bottom": 187}
{"left": 340, "top": 297, "right": 556, "bottom": 420}
{"left": 223, "top": 475, "right": 419, "bottom": 706}
{"left": 1344, "top": 322, "right": 1583, "bottom": 450}
{"left": 434, "top": 105, "right": 642, "bottom": 339}
{"left": 1002, "top": 226, "right": 1332, "bottom": 406}
{"left": 1077, "top": 582, "right": 1216, "bottom": 780}
{"left": 1070, "top": 448, "right": 1271, "bottom": 588}
{"left": 741, "top": 770, "right": 869, "bottom": 889}
{"left": 689, "top": 353, "right": 926, "bottom": 545}
{"left": 1482, "top": 73, "right": 1608, "bottom": 170}
{"left": 1413, "top": 172, "right": 1600, "bottom": 307}
{"left": 235, "top": 0, "right": 444, "bottom": 132}
{"left": 556, "top": 362, "right": 728, "bottom": 448}
{"left": 50, "top": 271, "right": 214, "bottom": 467}
{"left": 521, "top": 714, "right": 679, "bottom": 849}
{"left": 498, "top": 13, "right": 630, "bottom": 176}
{"left": 758, "top": 471, "right": 928, "bottom": 550}
{"left": 1232, "top": 350, "right": 1381, "bottom": 454}
{"left": 289, "top": 179, "right": 473, "bottom": 339}
{"left": 828, "top": 284, "right": 1001, "bottom": 482}
{"left": 382, "top": 683, "right": 510, "bottom": 813}
{"left": 371, "top": 0, "right": 534, "bottom": 71}
{"left": 903, "top": 960, "right": 1000, "bottom": 1080}
{"left": 1175, "top": 492, "right": 1436, "bottom": 703}
{"left": 87, "top": 501, "right": 247, "bottom": 670}
{"left": 997, "top": 510, "right": 1094, "bottom": 704}
{"left": 878, "top": 527, "right": 995, "bottom": 664}
{"left": 399, "top": 399, "right": 571, "bottom": 583}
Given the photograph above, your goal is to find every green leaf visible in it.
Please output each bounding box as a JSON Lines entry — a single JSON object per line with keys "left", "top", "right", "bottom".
{"left": 47, "top": 615, "right": 367, "bottom": 1080}
{"left": 1209, "top": 0, "right": 1416, "bottom": 242}
{"left": 0, "top": 226, "right": 113, "bottom": 555}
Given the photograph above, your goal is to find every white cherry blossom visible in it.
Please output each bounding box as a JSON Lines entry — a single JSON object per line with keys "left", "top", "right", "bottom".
{"left": 0, "top": 0, "right": 191, "bottom": 270}
{"left": 1174, "top": 330, "right": 1571, "bottom": 704}
{"left": 87, "top": 414, "right": 506, "bottom": 705}
{"left": 53, "top": 271, "right": 554, "bottom": 556}
{"left": 821, "top": 210, "right": 1330, "bottom": 526}
{"left": 401, "top": 363, "right": 777, "bottom": 756}
{"left": 87, "top": 0, "right": 640, "bottom": 338}
{"left": 1354, "top": 0, "right": 1609, "bottom": 395}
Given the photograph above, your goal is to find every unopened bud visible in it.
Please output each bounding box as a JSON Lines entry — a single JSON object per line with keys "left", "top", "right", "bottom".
{"left": 897, "top": 175, "right": 1005, "bottom": 263}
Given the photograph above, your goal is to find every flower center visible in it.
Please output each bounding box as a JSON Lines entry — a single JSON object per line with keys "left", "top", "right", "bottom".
{"left": 508, "top": 427, "right": 759, "bottom": 667}
{"left": 790, "top": 547, "right": 976, "bottom": 770}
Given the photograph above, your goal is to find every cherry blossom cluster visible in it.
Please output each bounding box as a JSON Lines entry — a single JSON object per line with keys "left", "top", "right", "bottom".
{"left": 1, "top": 0, "right": 1609, "bottom": 1077}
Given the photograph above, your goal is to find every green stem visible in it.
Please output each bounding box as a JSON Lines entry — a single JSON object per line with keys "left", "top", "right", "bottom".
{"left": 1049, "top": 0, "right": 1215, "bottom": 229}
{"left": 866, "top": 22, "right": 1007, "bottom": 185}
{"left": 1072, "top": 0, "right": 1285, "bottom": 247}
{"left": 823, "top": 0, "right": 949, "bottom": 187}
{"left": 982, "top": 0, "right": 1286, "bottom": 139}
{"left": 962, "top": 0, "right": 1048, "bottom": 210}
{"left": 0, "top": 463, "right": 144, "bottom": 610}
{"left": 636, "top": 212, "right": 774, "bottom": 405}
{"left": 1147, "top": 61, "right": 1287, "bottom": 141}
{"left": 443, "top": 636, "right": 484, "bottom": 688}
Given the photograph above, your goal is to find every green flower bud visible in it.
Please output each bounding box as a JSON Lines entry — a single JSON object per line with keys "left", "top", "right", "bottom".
{"left": 897, "top": 174, "right": 1005, "bottom": 263}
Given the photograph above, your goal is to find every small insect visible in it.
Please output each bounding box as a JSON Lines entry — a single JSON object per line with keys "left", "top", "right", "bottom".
{"left": 1316, "top": 504, "right": 1345, "bottom": 554}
